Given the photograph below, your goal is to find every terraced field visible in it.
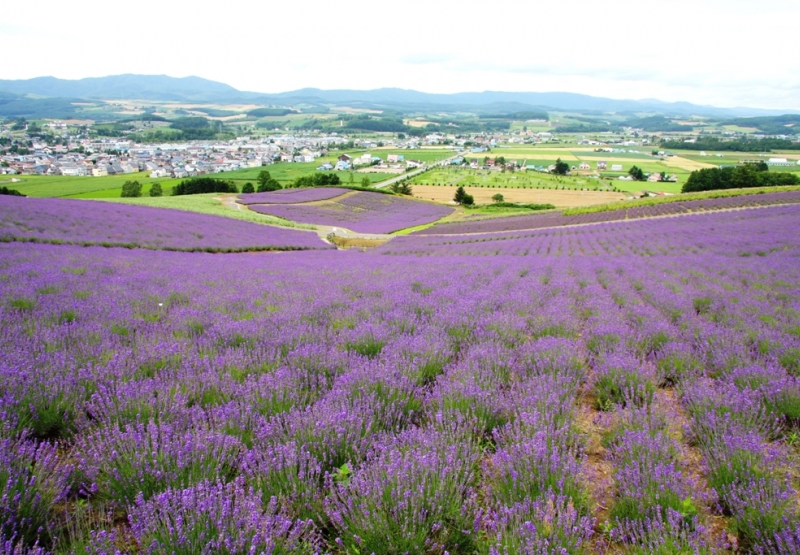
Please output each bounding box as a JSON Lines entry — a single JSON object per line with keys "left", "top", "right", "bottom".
{"left": 250, "top": 191, "right": 454, "bottom": 233}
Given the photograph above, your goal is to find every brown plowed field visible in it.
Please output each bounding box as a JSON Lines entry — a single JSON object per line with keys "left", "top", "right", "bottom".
{"left": 410, "top": 185, "right": 627, "bottom": 208}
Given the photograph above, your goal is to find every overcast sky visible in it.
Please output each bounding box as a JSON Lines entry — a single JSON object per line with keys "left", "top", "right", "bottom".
{"left": 3, "top": 0, "right": 799, "bottom": 110}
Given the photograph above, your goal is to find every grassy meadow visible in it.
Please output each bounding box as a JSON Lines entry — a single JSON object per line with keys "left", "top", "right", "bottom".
{"left": 94, "top": 194, "right": 316, "bottom": 229}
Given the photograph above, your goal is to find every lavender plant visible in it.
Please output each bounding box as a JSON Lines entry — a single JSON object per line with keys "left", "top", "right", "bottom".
{"left": 129, "top": 478, "right": 321, "bottom": 555}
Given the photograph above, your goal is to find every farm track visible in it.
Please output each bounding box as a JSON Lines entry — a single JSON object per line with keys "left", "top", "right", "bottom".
{"left": 577, "top": 386, "right": 616, "bottom": 553}
{"left": 658, "top": 388, "right": 731, "bottom": 550}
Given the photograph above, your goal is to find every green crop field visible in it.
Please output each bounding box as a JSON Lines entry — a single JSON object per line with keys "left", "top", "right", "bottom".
{"left": 410, "top": 168, "right": 620, "bottom": 192}
{"left": 508, "top": 122, "right": 553, "bottom": 133}
{"left": 4, "top": 173, "right": 176, "bottom": 198}
{"left": 480, "top": 148, "right": 580, "bottom": 161}
{"left": 573, "top": 150, "right": 654, "bottom": 160}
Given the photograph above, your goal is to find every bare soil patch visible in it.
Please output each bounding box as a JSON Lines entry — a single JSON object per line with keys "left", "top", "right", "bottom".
{"left": 411, "top": 185, "right": 626, "bottom": 208}
{"left": 329, "top": 236, "right": 390, "bottom": 249}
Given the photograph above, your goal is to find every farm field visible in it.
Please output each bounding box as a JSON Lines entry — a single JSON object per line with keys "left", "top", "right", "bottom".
{"left": 411, "top": 184, "right": 626, "bottom": 208}
{"left": 671, "top": 150, "right": 800, "bottom": 163}
{"left": 410, "top": 189, "right": 800, "bottom": 236}
{"left": 236, "top": 188, "right": 351, "bottom": 205}
{"left": 412, "top": 166, "right": 693, "bottom": 195}
{"left": 411, "top": 168, "right": 621, "bottom": 192}
{"left": 0, "top": 196, "right": 329, "bottom": 251}
{"left": 249, "top": 191, "right": 454, "bottom": 234}
{"left": 1, "top": 201, "right": 800, "bottom": 554}
{"left": 457, "top": 147, "right": 722, "bottom": 192}
{"left": 3, "top": 172, "right": 178, "bottom": 198}
{"left": 97, "top": 193, "right": 316, "bottom": 229}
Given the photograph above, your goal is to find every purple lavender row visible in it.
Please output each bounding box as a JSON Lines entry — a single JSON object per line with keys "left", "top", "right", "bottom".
{"left": 380, "top": 204, "right": 800, "bottom": 257}
{"left": 592, "top": 246, "right": 800, "bottom": 553}
{"left": 412, "top": 190, "right": 800, "bottom": 236}
{"left": 250, "top": 191, "right": 454, "bottom": 233}
{"left": 0, "top": 196, "right": 331, "bottom": 251}
{"left": 237, "top": 187, "right": 350, "bottom": 205}
{"left": 1, "top": 204, "right": 799, "bottom": 552}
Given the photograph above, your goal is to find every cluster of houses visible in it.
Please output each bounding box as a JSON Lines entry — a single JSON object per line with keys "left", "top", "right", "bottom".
{"left": 316, "top": 153, "right": 425, "bottom": 172}
{"left": 0, "top": 134, "right": 364, "bottom": 178}
{"left": 0, "top": 124, "right": 454, "bottom": 178}
{"left": 737, "top": 157, "right": 800, "bottom": 167}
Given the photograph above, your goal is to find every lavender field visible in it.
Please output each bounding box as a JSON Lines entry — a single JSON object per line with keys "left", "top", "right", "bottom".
{"left": 416, "top": 190, "right": 800, "bottom": 236}
{"left": 1, "top": 203, "right": 799, "bottom": 554}
{"left": 250, "top": 191, "right": 455, "bottom": 233}
{"left": 381, "top": 204, "right": 800, "bottom": 258}
{"left": 237, "top": 188, "right": 350, "bottom": 205}
{"left": 0, "top": 196, "right": 331, "bottom": 252}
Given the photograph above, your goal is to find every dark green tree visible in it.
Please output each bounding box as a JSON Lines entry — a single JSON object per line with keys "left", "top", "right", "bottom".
{"left": 171, "top": 177, "right": 237, "bottom": 196}
{"left": 0, "top": 186, "right": 24, "bottom": 196}
{"left": 290, "top": 173, "right": 342, "bottom": 188}
{"left": 492, "top": 193, "right": 504, "bottom": 203}
{"left": 454, "top": 185, "right": 467, "bottom": 204}
{"left": 682, "top": 166, "right": 799, "bottom": 193}
{"left": 241, "top": 182, "right": 255, "bottom": 194}
{"left": 552, "top": 158, "right": 569, "bottom": 175}
{"left": 628, "top": 166, "right": 645, "bottom": 181}
{"left": 149, "top": 182, "right": 163, "bottom": 197}
{"left": 257, "top": 170, "right": 281, "bottom": 192}
{"left": 121, "top": 180, "right": 142, "bottom": 198}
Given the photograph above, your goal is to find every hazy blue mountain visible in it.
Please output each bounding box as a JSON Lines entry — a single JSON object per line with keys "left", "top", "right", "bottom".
{"left": 0, "top": 74, "right": 243, "bottom": 102}
{"left": 267, "top": 88, "right": 788, "bottom": 117}
{"left": 0, "top": 74, "right": 793, "bottom": 117}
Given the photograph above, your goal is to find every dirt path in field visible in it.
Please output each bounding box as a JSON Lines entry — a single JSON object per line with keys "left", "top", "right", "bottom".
{"left": 289, "top": 190, "right": 360, "bottom": 206}
{"left": 215, "top": 194, "right": 248, "bottom": 211}
{"left": 657, "top": 388, "right": 733, "bottom": 550}
{"left": 410, "top": 185, "right": 626, "bottom": 207}
{"left": 577, "top": 386, "right": 617, "bottom": 553}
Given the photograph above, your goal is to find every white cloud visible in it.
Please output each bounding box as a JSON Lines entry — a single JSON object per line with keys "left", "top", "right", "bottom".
{"left": 2, "top": 0, "right": 799, "bottom": 110}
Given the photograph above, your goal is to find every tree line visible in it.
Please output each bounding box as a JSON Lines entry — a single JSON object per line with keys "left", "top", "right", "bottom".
{"left": 682, "top": 165, "right": 799, "bottom": 193}
{"left": 662, "top": 137, "right": 800, "bottom": 152}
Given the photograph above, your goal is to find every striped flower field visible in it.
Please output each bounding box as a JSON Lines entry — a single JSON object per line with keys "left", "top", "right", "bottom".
{"left": 1, "top": 200, "right": 799, "bottom": 554}
{"left": 0, "top": 196, "right": 331, "bottom": 252}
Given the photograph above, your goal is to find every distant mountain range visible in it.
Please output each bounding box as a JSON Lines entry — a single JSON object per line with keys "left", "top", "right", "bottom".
{"left": 0, "top": 75, "right": 241, "bottom": 103}
{"left": 0, "top": 74, "right": 794, "bottom": 118}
